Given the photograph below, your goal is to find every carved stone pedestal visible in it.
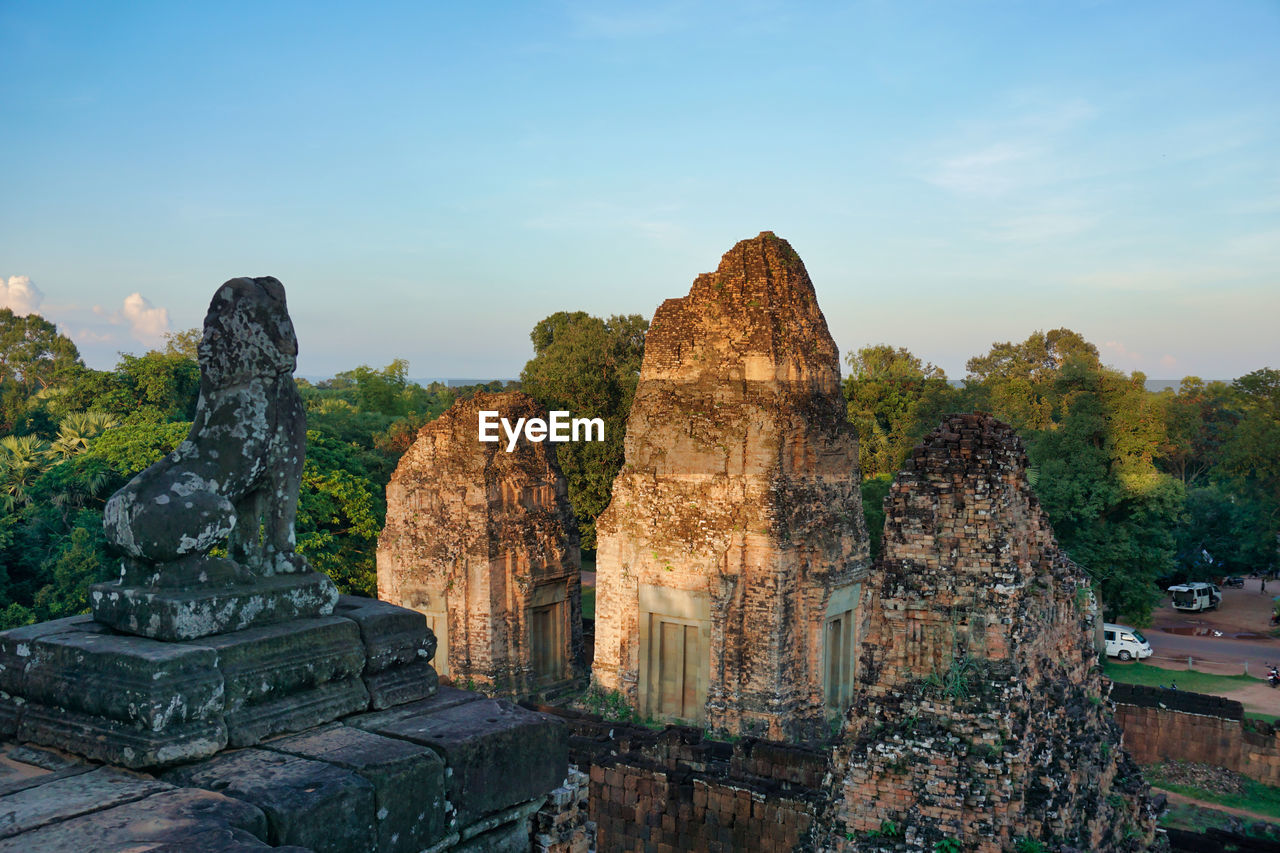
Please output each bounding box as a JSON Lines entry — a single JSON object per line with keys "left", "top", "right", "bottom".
{"left": 0, "top": 598, "right": 438, "bottom": 769}
{"left": 88, "top": 570, "right": 340, "bottom": 642}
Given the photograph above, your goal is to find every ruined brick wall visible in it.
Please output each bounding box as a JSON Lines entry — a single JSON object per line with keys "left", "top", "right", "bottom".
{"left": 377, "top": 391, "right": 584, "bottom": 699}
{"left": 592, "top": 232, "right": 870, "bottom": 741}
{"left": 537, "top": 705, "right": 829, "bottom": 853}
{"left": 588, "top": 759, "right": 819, "bottom": 853}
{"left": 825, "top": 413, "right": 1155, "bottom": 852}
{"left": 531, "top": 766, "right": 594, "bottom": 853}
{"left": 1113, "top": 685, "right": 1280, "bottom": 786}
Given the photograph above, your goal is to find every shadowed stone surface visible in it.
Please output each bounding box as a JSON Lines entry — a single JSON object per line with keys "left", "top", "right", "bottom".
{"left": 94, "top": 277, "right": 336, "bottom": 641}
{"left": 378, "top": 391, "right": 584, "bottom": 700}
{"left": 195, "top": 617, "right": 364, "bottom": 708}
{"left": 189, "top": 616, "right": 368, "bottom": 746}
{"left": 89, "top": 571, "right": 339, "bottom": 642}
{"left": 222, "top": 680, "right": 370, "bottom": 749}
{"left": 0, "top": 766, "right": 172, "bottom": 839}
{"left": 267, "top": 723, "right": 450, "bottom": 853}
{"left": 334, "top": 595, "right": 439, "bottom": 709}
{"left": 0, "top": 616, "right": 110, "bottom": 738}
{"left": 22, "top": 622, "right": 222, "bottom": 729}
{"left": 345, "top": 685, "right": 483, "bottom": 733}
{"left": 18, "top": 698, "right": 228, "bottom": 769}
{"left": 0, "top": 787, "right": 272, "bottom": 852}
{"left": 161, "top": 747, "right": 376, "bottom": 853}
{"left": 3, "top": 616, "right": 228, "bottom": 764}
{"left": 0, "top": 744, "right": 90, "bottom": 797}
{"left": 357, "top": 695, "right": 567, "bottom": 827}
{"left": 592, "top": 232, "right": 870, "bottom": 740}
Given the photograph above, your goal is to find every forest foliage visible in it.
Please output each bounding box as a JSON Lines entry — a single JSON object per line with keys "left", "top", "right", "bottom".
{"left": 0, "top": 313, "right": 502, "bottom": 628}
{"left": 845, "top": 330, "right": 1280, "bottom": 622}
{"left": 0, "top": 306, "right": 1275, "bottom": 629}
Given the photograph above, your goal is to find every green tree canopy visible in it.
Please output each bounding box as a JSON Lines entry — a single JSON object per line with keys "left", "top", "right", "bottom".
{"left": 843, "top": 344, "right": 959, "bottom": 478}
{"left": 1022, "top": 359, "right": 1183, "bottom": 622}
{"left": 60, "top": 351, "right": 200, "bottom": 423}
{"left": 0, "top": 310, "right": 83, "bottom": 431}
{"left": 520, "top": 311, "right": 648, "bottom": 549}
{"left": 964, "top": 328, "right": 1102, "bottom": 432}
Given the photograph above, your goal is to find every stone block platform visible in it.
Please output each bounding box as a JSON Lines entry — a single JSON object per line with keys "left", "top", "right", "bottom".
{"left": 0, "top": 686, "right": 568, "bottom": 852}
{"left": 0, "top": 596, "right": 437, "bottom": 768}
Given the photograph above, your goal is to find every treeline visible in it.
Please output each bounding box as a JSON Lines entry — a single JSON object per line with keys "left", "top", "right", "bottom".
{"left": 2, "top": 306, "right": 1276, "bottom": 629}
{"left": 0, "top": 307, "right": 507, "bottom": 628}
{"left": 846, "top": 330, "right": 1279, "bottom": 622}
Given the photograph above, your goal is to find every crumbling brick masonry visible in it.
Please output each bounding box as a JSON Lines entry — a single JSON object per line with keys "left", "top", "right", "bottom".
{"left": 825, "top": 413, "right": 1156, "bottom": 852}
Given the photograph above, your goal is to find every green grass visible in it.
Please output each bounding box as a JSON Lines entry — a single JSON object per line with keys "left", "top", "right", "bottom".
{"left": 581, "top": 586, "right": 595, "bottom": 620}
{"left": 1159, "top": 800, "right": 1280, "bottom": 837}
{"left": 1145, "top": 763, "right": 1280, "bottom": 821}
{"left": 1247, "top": 711, "right": 1280, "bottom": 725}
{"left": 1103, "top": 660, "right": 1262, "bottom": 694}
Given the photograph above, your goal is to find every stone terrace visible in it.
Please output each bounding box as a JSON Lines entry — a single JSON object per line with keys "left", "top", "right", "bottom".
{"left": 0, "top": 686, "right": 568, "bottom": 852}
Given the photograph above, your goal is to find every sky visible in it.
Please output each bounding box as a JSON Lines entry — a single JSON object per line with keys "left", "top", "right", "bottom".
{"left": 2, "top": 1, "right": 1277, "bottom": 382}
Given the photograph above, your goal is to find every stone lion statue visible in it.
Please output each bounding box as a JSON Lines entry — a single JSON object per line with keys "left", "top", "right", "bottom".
{"left": 103, "top": 277, "right": 308, "bottom": 586}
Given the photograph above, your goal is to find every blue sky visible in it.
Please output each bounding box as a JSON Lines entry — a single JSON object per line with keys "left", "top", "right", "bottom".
{"left": 2, "top": 1, "right": 1277, "bottom": 381}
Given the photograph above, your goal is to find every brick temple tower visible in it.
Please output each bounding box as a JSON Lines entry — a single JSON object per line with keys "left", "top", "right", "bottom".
{"left": 591, "top": 232, "right": 870, "bottom": 740}
{"left": 377, "top": 391, "right": 584, "bottom": 700}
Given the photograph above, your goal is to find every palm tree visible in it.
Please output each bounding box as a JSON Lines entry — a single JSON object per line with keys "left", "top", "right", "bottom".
{"left": 0, "top": 434, "right": 53, "bottom": 509}
{"left": 50, "top": 412, "right": 119, "bottom": 460}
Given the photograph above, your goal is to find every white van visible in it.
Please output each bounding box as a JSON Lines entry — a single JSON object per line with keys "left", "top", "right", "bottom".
{"left": 1103, "top": 623, "right": 1152, "bottom": 661}
{"left": 1167, "top": 582, "right": 1222, "bottom": 612}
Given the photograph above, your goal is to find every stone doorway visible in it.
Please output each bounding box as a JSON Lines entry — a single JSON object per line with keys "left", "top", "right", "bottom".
{"left": 638, "top": 584, "right": 710, "bottom": 724}
{"left": 529, "top": 584, "right": 568, "bottom": 683}
{"left": 823, "top": 584, "right": 862, "bottom": 713}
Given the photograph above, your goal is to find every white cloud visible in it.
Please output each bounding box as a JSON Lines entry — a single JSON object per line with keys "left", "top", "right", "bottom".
{"left": 75, "top": 328, "right": 115, "bottom": 344}
{"left": 928, "top": 143, "right": 1039, "bottom": 196}
{"left": 120, "top": 293, "right": 170, "bottom": 345}
{"left": 0, "top": 275, "right": 45, "bottom": 316}
{"left": 563, "top": 1, "right": 690, "bottom": 38}
{"left": 988, "top": 203, "right": 1096, "bottom": 243}
{"left": 1102, "top": 340, "right": 1143, "bottom": 368}
{"left": 921, "top": 98, "right": 1097, "bottom": 198}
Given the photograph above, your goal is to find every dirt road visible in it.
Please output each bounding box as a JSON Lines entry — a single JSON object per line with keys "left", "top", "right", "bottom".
{"left": 1134, "top": 577, "right": 1280, "bottom": 716}
{"left": 1143, "top": 578, "right": 1278, "bottom": 671}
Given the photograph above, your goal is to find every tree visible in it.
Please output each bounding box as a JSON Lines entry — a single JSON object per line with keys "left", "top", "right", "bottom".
{"left": 520, "top": 311, "right": 648, "bottom": 549}
{"left": 964, "top": 328, "right": 1100, "bottom": 432}
{"left": 295, "top": 431, "right": 384, "bottom": 597}
{"left": 333, "top": 360, "right": 410, "bottom": 416}
{"left": 50, "top": 412, "right": 120, "bottom": 459}
{"left": 1158, "top": 378, "right": 1239, "bottom": 488}
{"left": 162, "top": 328, "right": 202, "bottom": 360}
{"left": 843, "top": 345, "right": 960, "bottom": 478}
{"left": 963, "top": 331, "right": 1181, "bottom": 623}
{"left": 79, "top": 420, "right": 191, "bottom": 477}
{"left": 860, "top": 474, "right": 893, "bottom": 560}
{"left": 61, "top": 351, "right": 200, "bottom": 422}
{"left": 0, "top": 310, "right": 83, "bottom": 431}
{"left": 0, "top": 435, "right": 53, "bottom": 510}
{"left": 1215, "top": 368, "right": 1280, "bottom": 572}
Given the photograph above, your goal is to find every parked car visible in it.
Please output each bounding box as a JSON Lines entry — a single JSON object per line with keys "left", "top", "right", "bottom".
{"left": 1167, "top": 582, "right": 1222, "bottom": 612}
{"left": 1223, "top": 576, "right": 1245, "bottom": 588}
{"left": 1104, "top": 623, "right": 1153, "bottom": 661}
